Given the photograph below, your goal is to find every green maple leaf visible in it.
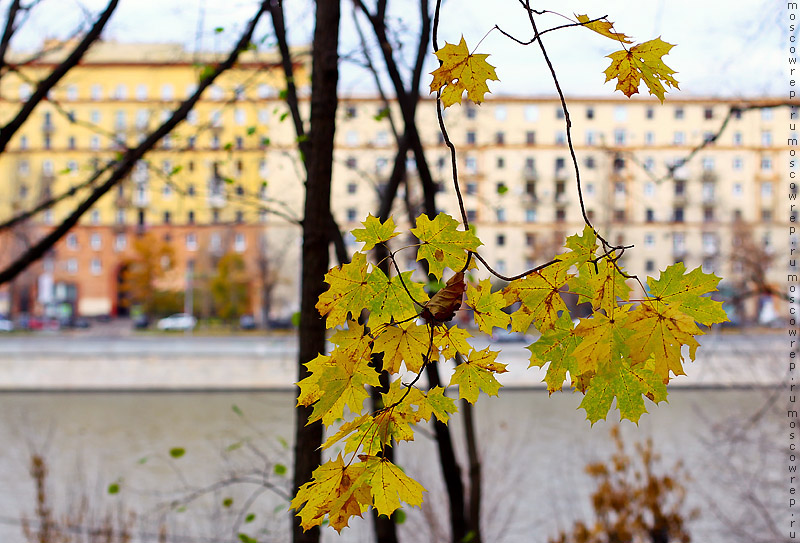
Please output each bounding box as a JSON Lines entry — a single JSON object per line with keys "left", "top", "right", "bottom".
{"left": 466, "top": 279, "right": 511, "bottom": 334}
{"left": 527, "top": 313, "right": 581, "bottom": 393}
{"left": 366, "top": 267, "right": 428, "bottom": 326}
{"left": 433, "top": 325, "right": 473, "bottom": 360}
{"left": 352, "top": 214, "right": 399, "bottom": 251}
{"left": 557, "top": 225, "right": 598, "bottom": 269}
{"left": 572, "top": 311, "right": 633, "bottom": 377}
{"left": 316, "top": 252, "right": 371, "bottom": 328}
{"left": 568, "top": 255, "right": 631, "bottom": 315}
{"left": 645, "top": 263, "right": 727, "bottom": 325}
{"left": 625, "top": 304, "right": 702, "bottom": 382}
{"left": 358, "top": 456, "right": 426, "bottom": 518}
{"left": 418, "top": 386, "right": 458, "bottom": 423}
{"left": 411, "top": 213, "right": 481, "bottom": 279}
{"left": 450, "top": 347, "right": 507, "bottom": 403}
{"left": 301, "top": 323, "right": 381, "bottom": 425}
{"left": 502, "top": 260, "right": 570, "bottom": 333}
{"left": 373, "top": 322, "right": 432, "bottom": 373}
{"left": 579, "top": 356, "right": 667, "bottom": 424}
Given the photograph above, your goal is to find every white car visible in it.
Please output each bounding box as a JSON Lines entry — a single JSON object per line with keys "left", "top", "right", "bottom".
{"left": 0, "top": 317, "right": 13, "bottom": 332}
{"left": 156, "top": 313, "right": 197, "bottom": 331}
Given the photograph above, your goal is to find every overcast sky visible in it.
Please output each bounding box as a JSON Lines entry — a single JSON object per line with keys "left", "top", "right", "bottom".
{"left": 8, "top": 0, "right": 788, "bottom": 99}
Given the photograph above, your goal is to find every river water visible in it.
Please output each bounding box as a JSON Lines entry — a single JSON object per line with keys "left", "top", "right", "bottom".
{"left": 0, "top": 387, "right": 782, "bottom": 543}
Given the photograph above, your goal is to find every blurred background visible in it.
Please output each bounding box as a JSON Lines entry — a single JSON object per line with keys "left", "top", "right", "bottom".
{"left": 0, "top": 1, "right": 789, "bottom": 542}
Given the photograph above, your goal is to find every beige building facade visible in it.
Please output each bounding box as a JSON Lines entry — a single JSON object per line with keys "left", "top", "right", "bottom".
{"left": 0, "top": 42, "right": 791, "bottom": 324}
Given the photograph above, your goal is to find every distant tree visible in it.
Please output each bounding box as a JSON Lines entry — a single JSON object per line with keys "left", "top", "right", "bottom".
{"left": 210, "top": 252, "right": 250, "bottom": 323}
{"left": 551, "top": 427, "right": 697, "bottom": 543}
{"left": 119, "top": 233, "right": 179, "bottom": 319}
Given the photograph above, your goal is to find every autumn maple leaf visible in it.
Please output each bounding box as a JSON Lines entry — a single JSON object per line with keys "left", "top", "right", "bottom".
{"left": 430, "top": 36, "right": 499, "bottom": 107}
{"left": 604, "top": 37, "right": 679, "bottom": 102}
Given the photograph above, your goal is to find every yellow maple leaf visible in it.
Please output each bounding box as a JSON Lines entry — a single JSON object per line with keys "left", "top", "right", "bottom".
{"left": 465, "top": 279, "right": 511, "bottom": 334}
{"left": 359, "top": 455, "right": 426, "bottom": 517}
{"left": 604, "top": 37, "right": 678, "bottom": 103}
{"left": 429, "top": 36, "right": 499, "bottom": 108}
{"left": 372, "top": 321, "right": 432, "bottom": 374}
{"left": 575, "top": 14, "right": 633, "bottom": 44}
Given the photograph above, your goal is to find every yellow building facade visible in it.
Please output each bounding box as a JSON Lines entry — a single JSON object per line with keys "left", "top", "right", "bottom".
{"left": 0, "top": 41, "right": 791, "bottom": 325}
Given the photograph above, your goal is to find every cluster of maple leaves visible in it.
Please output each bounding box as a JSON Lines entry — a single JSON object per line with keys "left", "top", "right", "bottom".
{"left": 291, "top": 11, "right": 709, "bottom": 533}
{"left": 292, "top": 215, "right": 725, "bottom": 531}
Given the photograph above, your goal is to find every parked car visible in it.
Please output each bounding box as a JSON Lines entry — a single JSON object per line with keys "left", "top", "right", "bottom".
{"left": 490, "top": 329, "right": 529, "bottom": 343}
{"left": 239, "top": 314, "right": 257, "bottom": 330}
{"left": 0, "top": 317, "right": 13, "bottom": 332}
{"left": 156, "top": 313, "right": 197, "bottom": 331}
{"left": 132, "top": 314, "right": 150, "bottom": 329}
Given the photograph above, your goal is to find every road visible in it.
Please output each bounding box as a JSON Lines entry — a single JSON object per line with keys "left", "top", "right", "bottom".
{"left": 0, "top": 328, "right": 785, "bottom": 390}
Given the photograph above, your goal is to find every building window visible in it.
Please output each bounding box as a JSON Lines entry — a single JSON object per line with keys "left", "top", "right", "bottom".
{"left": 525, "top": 131, "right": 536, "bottom": 145}
{"left": 186, "top": 233, "right": 197, "bottom": 251}
{"left": 586, "top": 130, "right": 596, "bottom": 146}
{"left": 703, "top": 206, "right": 714, "bottom": 222}
{"left": 90, "top": 136, "right": 100, "bottom": 150}
{"left": 555, "top": 107, "right": 564, "bottom": 119}
{"left": 555, "top": 208, "right": 566, "bottom": 222}
{"left": 163, "top": 211, "right": 171, "bottom": 224}
{"left": 645, "top": 107, "right": 654, "bottom": 120}
{"left": 465, "top": 182, "right": 477, "bottom": 196}
{"left": 66, "top": 233, "right": 78, "bottom": 250}
{"left": 466, "top": 209, "right": 477, "bottom": 223}
{"left": 90, "top": 258, "right": 102, "bottom": 276}
{"left": 113, "top": 84, "right": 127, "bottom": 100}
{"left": 496, "top": 208, "right": 506, "bottom": 223}
{"left": 613, "top": 209, "right": 625, "bottom": 222}
{"left": 733, "top": 156, "right": 743, "bottom": 170}
{"left": 525, "top": 209, "right": 536, "bottom": 223}
{"left": 90, "top": 84, "right": 102, "bottom": 100}
{"left": 613, "top": 129, "right": 625, "bottom": 145}
{"left": 236, "top": 210, "right": 244, "bottom": 224}
{"left": 495, "top": 132, "right": 505, "bottom": 145}
{"left": 762, "top": 182, "right": 773, "bottom": 197}
{"left": 466, "top": 131, "right": 476, "bottom": 145}
{"left": 674, "top": 180, "right": 686, "bottom": 196}
{"left": 465, "top": 156, "right": 478, "bottom": 174}
{"left": 673, "top": 131, "right": 685, "bottom": 145}
{"left": 761, "top": 108, "right": 774, "bottom": 121}
{"left": 586, "top": 107, "right": 594, "bottom": 120}
{"left": 555, "top": 131, "right": 566, "bottom": 145}
{"left": 674, "top": 107, "right": 684, "bottom": 120}
{"left": 645, "top": 260, "right": 655, "bottom": 272}
{"left": 644, "top": 131, "right": 655, "bottom": 146}
{"left": 524, "top": 105, "right": 539, "bottom": 121}
{"left": 761, "top": 156, "right": 772, "bottom": 170}
{"left": 345, "top": 156, "right": 357, "bottom": 169}
{"left": 66, "top": 258, "right": 78, "bottom": 274}
{"left": 733, "top": 131, "right": 743, "bottom": 146}
{"left": 114, "top": 234, "right": 127, "bottom": 252}
{"left": 465, "top": 106, "right": 477, "bottom": 119}
{"left": 644, "top": 234, "right": 655, "bottom": 248}
{"left": 347, "top": 182, "right": 357, "bottom": 194}
{"left": 761, "top": 209, "right": 773, "bottom": 222}
{"left": 703, "top": 107, "right": 714, "bottom": 120}
{"left": 90, "top": 233, "right": 102, "bottom": 250}
{"left": 761, "top": 131, "right": 773, "bottom": 147}
{"left": 701, "top": 157, "right": 715, "bottom": 171}
{"left": 345, "top": 105, "right": 357, "bottom": 118}
{"left": 160, "top": 84, "right": 174, "bottom": 101}
{"left": 673, "top": 207, "right": 685, "bottom": 222}
{"left": 188, "top": 210, "right": 195, "bottom": 224}
{"left": 494, "top": 106, "right": 507, "bottom": 121}
{"left": 496, "top": 234, "right": 506, "bottom": 246}
{"left": 646, "top": 208, "right": 655, "bottom": 222}
{"left": 346, "top": 208, "right": 357, "bottom": 222}
{"left": 613, "top": 106, "right": 627, "bottom": 122}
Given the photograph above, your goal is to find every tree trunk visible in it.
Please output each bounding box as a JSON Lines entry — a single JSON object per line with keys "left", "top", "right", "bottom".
{"left": 292, "top": 1, "right": 340, "bottom": 543}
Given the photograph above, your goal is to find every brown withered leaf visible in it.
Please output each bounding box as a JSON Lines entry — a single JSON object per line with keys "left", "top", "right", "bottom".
{"left": 421, "top": 272, "right": 465, "bottom": 324}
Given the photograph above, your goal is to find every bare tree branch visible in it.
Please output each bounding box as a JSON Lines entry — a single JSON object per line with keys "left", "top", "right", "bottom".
{"left": 0, "top": 0, "right": 272, "bottom": 286}
{"left": 0, "top": 0, "right": 119, "bottom": 154}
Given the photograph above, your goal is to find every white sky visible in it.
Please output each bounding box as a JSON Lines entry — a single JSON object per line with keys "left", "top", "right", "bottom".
{"left": 7, "top": 0, "right": 789, "bottom": 99}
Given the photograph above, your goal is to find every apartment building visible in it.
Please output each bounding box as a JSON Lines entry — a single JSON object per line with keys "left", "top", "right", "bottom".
{"left": 0, "top": 42, "right": 790, "bottom": 323}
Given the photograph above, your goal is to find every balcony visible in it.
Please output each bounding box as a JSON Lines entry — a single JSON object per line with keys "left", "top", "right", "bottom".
{"left": 701, "top": 171, "right": 718, "bottom": 183}
{"left": 523, "top": 167, "right": 538, "bottom": 181}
